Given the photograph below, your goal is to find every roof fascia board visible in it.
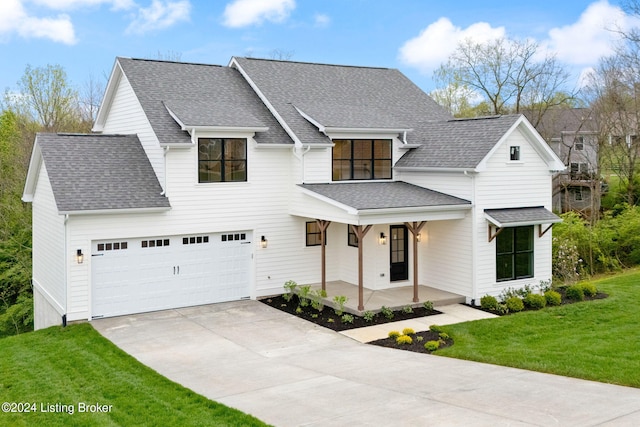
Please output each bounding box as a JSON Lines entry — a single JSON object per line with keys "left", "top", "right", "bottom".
{"left": 484, "top": 212, "right": 563, "bottom": 228}
{"left": 60, "top": 206, "right": 171, "bottom": 215}
{"left": 229, "top": 57, "right": 303, "bottom": 148}
{"left": 164, "top": 103, "right": 269, "bottom": 133}
{"left": 22, "top": 139, "right": 43, "bottom": 202}
{"left": 93, "top": 59, "right": 124, "bottom": 132}
{"left": 394, "top": 166, "right": 476, "bottom": 173}
{"left": 324, "top": 126, "right": 413, "bottom": 134}
{"left": 357, "top": 204, "right": 472, "bottom": 215}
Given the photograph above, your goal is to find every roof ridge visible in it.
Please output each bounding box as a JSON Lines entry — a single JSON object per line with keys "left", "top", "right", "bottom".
{"left": 236, "top": 56, "right": 394, "bottom": 71}
{"left": 120, "top": 56, "right": 225, "bottom": 68}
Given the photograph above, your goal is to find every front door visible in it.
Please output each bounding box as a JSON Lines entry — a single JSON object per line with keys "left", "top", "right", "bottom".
{"left": 390, "top": 225, "right": 408, "bottom": 281}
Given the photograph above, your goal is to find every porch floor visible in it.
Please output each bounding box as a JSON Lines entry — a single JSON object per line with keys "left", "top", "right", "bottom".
{"left": 308, "top": 281, "right": 466, "bottom": 315}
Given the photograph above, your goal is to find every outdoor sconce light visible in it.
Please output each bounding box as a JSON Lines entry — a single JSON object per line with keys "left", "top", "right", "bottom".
{"left": 76, "top": 249, "right": 84, "bottom": 264}
{"left": 260, "top": 235, "right": 268, "bottom": 248}
{"left": 417, "top": 233, "right": 422, "bottom": 242}
{"left": 379, "top": 232, "right": 387, "bottom": 245}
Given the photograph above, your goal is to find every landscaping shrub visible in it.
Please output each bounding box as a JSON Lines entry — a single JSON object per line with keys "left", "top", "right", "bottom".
{"left": 580, "top": 282, "right": 598, "bottom": 297}
{"left": 396, "top": 335, "right": 413, "bottom": 345}
{"left": 340, "top": 314, "right": 354, "bottom": 324}
{"left": 438, "top": 332, "right": 449, "bottom": 341}
{"left": 282, "top": 280, "right": 297, "bottom": 302}
{"left": 380, "top": 306, "right": 394, "bottom": 320}
{"left": 402, "top": 327, "right": 415, "bottom": 335}
{"left": 429, "top": 324, "right": 443, "bottom": 333}
{"left": 388, "top": 330, "right": 401, "bottom": 338}
{"left": 505, "top": 296, "right": 524, "bottom": 313}
{"left": 333, "top": 295, "right": 348, "bottom": 316}
{"left": 480, "top": 295, "right": 499, "bottom": 311}
{"left": 402, "top": 305, "right": 413, "bottom": 314}
{"left": 523, "top": 293, "right": 547, "bottom": 310}
{"left": 424, "top": 340, "right": 440, "bottom": 351}
{"left": 363, "top": 311, "right": 375, "bottom": 322}
{"left": 565, "top": 285, "right": 585, "bottom": 301}
{"left": 544, "top": 290, "right": 562, "bottom": 306}
{"left": 423, "top": 300, "right": 434, "bottom": 311}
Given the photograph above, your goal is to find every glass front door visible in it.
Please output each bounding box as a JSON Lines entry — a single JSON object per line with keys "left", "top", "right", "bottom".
{"left": 390, "top": 225, "right": 408, "bottom": 281}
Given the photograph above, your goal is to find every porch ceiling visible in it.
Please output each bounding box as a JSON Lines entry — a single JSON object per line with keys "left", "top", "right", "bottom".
{"left": 292, "top": 181, "right": 471, "bottom": 225}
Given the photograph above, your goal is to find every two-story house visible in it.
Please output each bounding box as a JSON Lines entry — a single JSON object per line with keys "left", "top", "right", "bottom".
{"left": 23, "top": 57, "right": 564, "bottom": 329}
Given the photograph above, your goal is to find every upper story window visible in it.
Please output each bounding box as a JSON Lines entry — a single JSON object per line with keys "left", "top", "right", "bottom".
{"left": 198, "top": 138, "right": 247, "bottom": 183}
{"left": 332, "top": 139, "right": 392, "bottom": 181}
{"left": 575, "top": 136, "right": 584, "bottom": 151}
{"left": 509, "top": 146, "right": 521, "bottom": 161}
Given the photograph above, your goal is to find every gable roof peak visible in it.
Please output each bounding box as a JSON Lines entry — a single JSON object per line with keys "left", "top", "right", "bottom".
{"left": 232, "top": 56, "right": 395, "bottom": 71}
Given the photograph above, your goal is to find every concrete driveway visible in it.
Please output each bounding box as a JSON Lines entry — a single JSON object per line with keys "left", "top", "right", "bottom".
{"left": 92, "top": 300, "right": 640, "bottom": 426}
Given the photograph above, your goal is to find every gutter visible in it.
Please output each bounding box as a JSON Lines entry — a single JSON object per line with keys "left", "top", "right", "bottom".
{"left": 63, "top": 214, "right": 69, "bottom": 327}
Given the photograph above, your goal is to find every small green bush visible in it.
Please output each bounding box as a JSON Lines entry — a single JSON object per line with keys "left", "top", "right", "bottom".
{"left": 363, "top": 311, "right": 375, "bottom": 322}
{"left": 333, "top": 295, "right": 348, "bottom": 316}
{"left": 423, "top": 300, "right": 434, "bottom": 311}
{"left": 505, "top": 296, "right": 524, "bottom": 313}
{"left": 298, "top": 285, "right": 311, "bottom": 307}
{"left": 429, "top": 324, "right": 443, "bottom": 333}
{"left": 438, "top": 332, "right": 450, "bottom": 341}
{"left": 523, "top": 293, "right": 547, "bottom": 310}
{"left": 402, "top": 305, "right": 413, "bottom": 314}
{"left": 580, "top": 282, "right": 598, "bottom": 297}
{"left": 396, "top": 335, "right": 413, "bottom": 345}
{"left": 402, "top": 327, "right": 415, "bottom": 335}
{"left": 416, "top": 336, "right": 424, "bottom": 342}
{"left": 424, "top": 340, "right": 440, "bottom": 351}
{"left": 341, "top": 314, "right": 354, "bottom": 324}
{"left": 380, "top": 306, "right": 394, "bottom": 320}
{"left": 566, "top": 285, "right": 585, "bottom": 301}
{"left": 388, "top": 330, "right": 401, "bottom": 338}
{"left": 282, "top": 280, "right": 297, "bottom": 302}
{"left": 544, "top": 290, "right": 562, "bottom": 306}
{"left": 480, "top": 295, "right": 499, "bottom": 311}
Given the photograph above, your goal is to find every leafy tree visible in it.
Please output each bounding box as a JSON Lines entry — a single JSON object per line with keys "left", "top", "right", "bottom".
{"left": 433, "top": 37, "right": 575, "bottom": 123}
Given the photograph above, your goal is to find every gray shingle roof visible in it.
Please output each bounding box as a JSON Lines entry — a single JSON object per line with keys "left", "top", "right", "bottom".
{"left": 233, "top": 57, "right": 452, "bottom": 145}
{"left": 300, "top": 181, "right": 471, "bottom": 210}
{"left": 484, "top": 207, "right": 561, "bottom": 227}
{"left": 117, "top": 57, "right": 291, "bottom": 144}
{"left": 37, "top": 133, "right": 170, "bottom": 212}
{"left": 395, "top": 115, "right": 522, "bottom": 169}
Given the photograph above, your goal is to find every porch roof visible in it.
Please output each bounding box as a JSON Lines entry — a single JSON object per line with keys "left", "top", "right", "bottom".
{"left": 295, "top": 181, "right": 471, "bottom": 224}
{"left": 484, "top": 206, "right": 561, "bottom": 228}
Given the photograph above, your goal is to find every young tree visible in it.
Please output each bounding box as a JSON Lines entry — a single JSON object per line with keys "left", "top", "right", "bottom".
{"left": 433, "top": 37, "right": 575, "bottom": 123}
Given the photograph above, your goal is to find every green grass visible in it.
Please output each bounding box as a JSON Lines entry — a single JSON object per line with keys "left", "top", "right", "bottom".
{"left": 0, "top": 323, "right": 269, "bottom": 426}
{"left": 438, "top": 269, "right": 640, "bottom": 388}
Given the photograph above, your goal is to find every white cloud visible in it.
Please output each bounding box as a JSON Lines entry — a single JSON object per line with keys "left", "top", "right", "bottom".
{"left": 223, "top": 0, "right": 295, "bottom": 28}
{"left": 0, "top": 0, "right": 76, "bottom": 44}
{"left": 125, "top": 0, "right": 190, "bottom": 34}
{"left": 399, "top": 17, "right": 505, "bottom": 73}
{"left": 314, "top": 13, "right": 330, "bottom": 28}
{"left": 543, "top": 0, "right": 638, "bottom": 65}
{"left": 31, "top": 0, "right": 134, "bottom": 10}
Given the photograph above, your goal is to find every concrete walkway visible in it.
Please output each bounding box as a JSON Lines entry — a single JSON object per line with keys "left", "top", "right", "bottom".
{"left": 93, "top": 301, "right": 640, "bottom": 427}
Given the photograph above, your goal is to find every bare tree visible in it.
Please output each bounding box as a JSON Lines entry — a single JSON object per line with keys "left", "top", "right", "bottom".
{"left": 434, "top": 37, "right": 575, "bottom": 123}
{"left": 79, "top": 72, "right": 104, "bottom": 125}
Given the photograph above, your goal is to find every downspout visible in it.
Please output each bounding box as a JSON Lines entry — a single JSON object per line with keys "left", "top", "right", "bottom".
{"left": 161, "top": 146, "right": 169, "bottom": 196}
{"left": 464, "top": 170, "right": 478, "bottom": 305}
{"left": 63, "top": 214, "right": 69, "bottom": 326}
{"left": 292, "top": 145, "right": 311, "bottom": 183}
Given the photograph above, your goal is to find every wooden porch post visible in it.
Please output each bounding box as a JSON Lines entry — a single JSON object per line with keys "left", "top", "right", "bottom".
{"left": 350, "top": 224, "right": 372, "bottom": 311}
{"left": 405, "top": 221, "right": 427, "bottom": 303}
{"left": 316, "top": 220, "right": 331, "bottom": 292}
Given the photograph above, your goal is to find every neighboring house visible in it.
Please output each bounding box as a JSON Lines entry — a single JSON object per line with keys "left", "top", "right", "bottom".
{"left": 23, "top": 57, "right": 564, "bottom": 329}
{"left": 526, "top": 108, "right": 601, "bottom": 214}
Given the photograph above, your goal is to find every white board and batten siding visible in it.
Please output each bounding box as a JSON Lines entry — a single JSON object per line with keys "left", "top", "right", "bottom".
{"left": 32, "top": 164, "right": 66, "bottom": 328}
{"left": 473, "top": 128, "right": 555, "bottom": 299}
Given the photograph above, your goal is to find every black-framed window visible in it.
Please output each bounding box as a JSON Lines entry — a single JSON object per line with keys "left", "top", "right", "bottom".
{"left": 496, "top": 226, "right": 533, "bottom": 281}
{"left": 575, "top": 136, "right": 584, "bottom": 151}
{"left": 332, "top": 139, "right": 392, "bottom": 180}
{"left": 198, "top": 138, "right": 247, "bottom": 183}
{"left": 509, "top": 146, "right": 521, "bottom": 161}
{"left": 347, "top": 226, "right": 358, "bottom": 247}
{"left": 306, "top": 221, "right": 326, "bottom": 246}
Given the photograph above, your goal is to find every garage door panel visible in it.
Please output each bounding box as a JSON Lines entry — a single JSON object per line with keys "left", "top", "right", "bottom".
{"left": 92, "top": 232, "right": 252, "bottom": 318}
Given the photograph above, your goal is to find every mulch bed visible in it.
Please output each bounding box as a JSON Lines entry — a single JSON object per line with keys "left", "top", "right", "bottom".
{"left": 259, "top": 295, "right": 441, "bottom": 332}
{"left": 368, "top": 330, "right": 453, "bottom": 354}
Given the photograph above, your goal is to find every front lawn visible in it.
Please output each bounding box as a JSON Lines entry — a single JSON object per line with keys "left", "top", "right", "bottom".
{"left": 0, "top": 323, "right": 268, "bottom": 426}
{"left": 438, "top": 269, "right": 640, "bottom": 388}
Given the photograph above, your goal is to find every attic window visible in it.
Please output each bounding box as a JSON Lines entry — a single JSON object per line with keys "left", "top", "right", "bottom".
{"left": 509, "top": 146, "right": 521, "bottom": 161}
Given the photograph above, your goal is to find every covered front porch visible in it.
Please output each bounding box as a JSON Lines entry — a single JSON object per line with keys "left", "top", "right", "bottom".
{"left": 308, "top": 280, "right": 465, "bottom": 316}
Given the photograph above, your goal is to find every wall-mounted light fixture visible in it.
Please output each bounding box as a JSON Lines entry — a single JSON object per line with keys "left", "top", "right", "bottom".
{"left": 260, "top": 235, "right": 268, "bottom": 248}
{"left": 379, "top": 232, "right": 387, "bottom": 245}
{"left": 416, "top": 233, "right": 422, "bottom": 242}
{"left": 76, "top": 249, "right": 84, "bottom": 264}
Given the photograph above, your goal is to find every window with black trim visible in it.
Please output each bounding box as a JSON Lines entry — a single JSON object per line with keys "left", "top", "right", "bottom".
{"left": 347, "top": 226, "right": 358, "bottom": 247}
{"left": 182, "top": 235, "right": 210, "bottom": 244}
{"left": 306, "top": 221, "right": 326, "bottom": 246}
{"left": 575, "top": 136, "right": 584, "bottom": 151}
{"left": 509, "top": 146, "right": 521, "bottom": 161}
{"left": 198, "top": 138, "right": 247, "bottom": 183}
{"left": 332, "top": 139, "right": 392, "bottom": 180}
{"left": 97, "top": 242, "right": 128, "bottom": 251}
{"left": 142, "top": 239, "right": 170, "bottom": 248}
{"left": 496, "top": 226, "right": 533, "bottom": 281}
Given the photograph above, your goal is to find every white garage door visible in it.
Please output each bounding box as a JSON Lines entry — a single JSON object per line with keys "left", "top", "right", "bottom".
{"left": 91, "top": 231, "right": 252, "bottom": 318}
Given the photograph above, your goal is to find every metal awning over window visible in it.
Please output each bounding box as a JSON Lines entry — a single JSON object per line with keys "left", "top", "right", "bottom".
{"left": 485, "top": 207, "right": 562, "bottom": 241}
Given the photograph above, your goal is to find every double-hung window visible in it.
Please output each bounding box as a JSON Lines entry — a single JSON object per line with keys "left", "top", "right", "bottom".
{"left": 496, "top": 226, "right": 534, "bottom": 281}
{"left": 198, "top": 138, "right": 247, "bottom": 183}
{"left": 332, "top": 139, "right": 392, "bottom": 180}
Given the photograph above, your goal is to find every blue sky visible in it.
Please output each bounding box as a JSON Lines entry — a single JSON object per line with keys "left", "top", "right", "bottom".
{"left": 0, "top": 0, "right": 637, "bottom": 97}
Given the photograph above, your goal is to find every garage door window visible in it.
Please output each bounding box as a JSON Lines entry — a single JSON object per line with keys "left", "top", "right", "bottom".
{"left": 97, "top": 242, "right": 128, "bottom": 251}
{"left": 183, "top": 236, "right": 210, "bottom": 244}
{"left": 142, "top": 239, "right": 170, "bottom": 248}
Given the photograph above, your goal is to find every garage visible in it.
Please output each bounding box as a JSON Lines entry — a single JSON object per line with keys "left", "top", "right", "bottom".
{"left": 91, "top": 231, "right": 252, "bottom": 318}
